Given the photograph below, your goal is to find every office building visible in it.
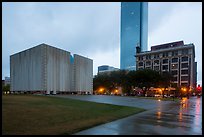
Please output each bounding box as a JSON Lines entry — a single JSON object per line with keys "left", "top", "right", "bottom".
{"left": 4, "top": 77, "right": 10, "bottom": 86}
{"left": 120, "top": 2, "right": 148, "bottom": 70}
{"left": 135, "top": 41, "right": 197, "bottom": 89}
{"left": 10, "top": 44, "right": 93, "bottom": 94}
{"left": 98, "top": 65, "right": 119, "bottom": 74}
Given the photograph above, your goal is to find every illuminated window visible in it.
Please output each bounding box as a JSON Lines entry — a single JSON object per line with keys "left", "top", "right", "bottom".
{"left": 171, "top": 64, "right": 178, "bottom": 69}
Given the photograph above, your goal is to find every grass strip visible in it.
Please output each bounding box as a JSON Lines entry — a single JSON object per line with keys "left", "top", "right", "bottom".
{"left": 2, "top": 95, "right": 145, "bottom": 135}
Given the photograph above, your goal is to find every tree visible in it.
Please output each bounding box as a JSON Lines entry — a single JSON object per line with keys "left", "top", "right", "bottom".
{"left": 3, "top": 84, "right": 10, "bottom": 92}
{"left": 135, "top": 69, "right": 160, "bottom": 97}
{"left": 93, "top": 69, "right": 173, "bottom": 97}
{"left": 158, "top": 71, "right": 174, "bottom": 98}
{"left": 93, "top": 73, "right": 111, "bottom": 94}
{"left": 110, "top": 70, "right": 130, "bottom": 95}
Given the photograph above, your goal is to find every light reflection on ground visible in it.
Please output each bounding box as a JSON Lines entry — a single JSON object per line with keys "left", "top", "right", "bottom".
{"left": 55, "top": 95, "right": 202, "bottom": 135}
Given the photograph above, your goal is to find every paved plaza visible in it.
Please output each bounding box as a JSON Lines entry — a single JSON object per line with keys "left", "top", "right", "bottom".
{"left": 54, "top": 95, "right": 202, "bottom": 135}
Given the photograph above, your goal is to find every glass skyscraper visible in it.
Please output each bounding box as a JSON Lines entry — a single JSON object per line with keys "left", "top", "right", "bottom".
{"left": 120, "top": 2, "right": 148, "bottom": 70}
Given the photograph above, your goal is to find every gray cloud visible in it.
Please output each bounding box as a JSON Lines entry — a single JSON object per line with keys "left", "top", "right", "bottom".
{"left": 2, "top": 2, "right": 120, "bottom": 78}
{"left": 148, "top": 2, "right": 179, "bottom": 35}
{"left": 148, "top": 2, "right": 202, "bottom": 85}
{"left": 2, "top": 2, "right": 202, "bottom": 85}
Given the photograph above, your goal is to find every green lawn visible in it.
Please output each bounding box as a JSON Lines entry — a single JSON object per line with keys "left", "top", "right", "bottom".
{"left": 2, "top": 95, "right": 145, "bottom": 135}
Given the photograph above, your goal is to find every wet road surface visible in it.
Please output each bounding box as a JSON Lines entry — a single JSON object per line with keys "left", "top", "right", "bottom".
{"left": 55, "top": 95, "right": 173, "bottom": 110}
{"left": 54, "top": 95, "right": 202, "bottom": 135}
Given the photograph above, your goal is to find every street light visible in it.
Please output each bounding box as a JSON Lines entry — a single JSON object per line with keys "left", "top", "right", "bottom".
{"left": 181, "top": 87, "right": 189, "bottom": 99}
{"left": 115, "top": 89, "right": 118, "bottom": 95}
{"left": 99, "top": 88, "right": 104, "bottom": 94}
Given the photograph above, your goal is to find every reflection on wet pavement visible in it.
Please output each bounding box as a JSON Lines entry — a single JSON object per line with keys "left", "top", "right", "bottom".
{"left": 149, "top": 96, "right": 202, "bottom": 134}
{"left": 55, "top": 95, "right": 202, "bottom": 135}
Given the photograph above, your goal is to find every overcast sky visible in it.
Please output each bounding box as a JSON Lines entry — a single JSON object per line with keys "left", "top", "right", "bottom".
{"left": 2, "top": 2, "right": 202, "bottom": 85}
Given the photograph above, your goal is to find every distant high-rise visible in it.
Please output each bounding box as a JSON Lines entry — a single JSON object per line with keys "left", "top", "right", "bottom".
{"left": 98, "top": 65, "right": 119, "bottom": 74}
{"left": 120, "top": 2, "right": 148, "bottom": 70}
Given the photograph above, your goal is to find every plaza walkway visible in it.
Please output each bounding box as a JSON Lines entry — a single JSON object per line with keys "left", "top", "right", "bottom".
{"left": 54, "top": 95, "right": 202, "bottom": 135}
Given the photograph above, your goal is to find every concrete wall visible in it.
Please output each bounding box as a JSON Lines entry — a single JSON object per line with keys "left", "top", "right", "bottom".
{"left": 10, "top": 45, "right": 44, "bottom": 91}
{"left": 73, "top": 54, "right": 93, "bottom": 93}
{"left": 10, "top": 44, "right": 93, "bottom": 94}
{"left": 45, "top": 45, "right": 72, "bottom": 94}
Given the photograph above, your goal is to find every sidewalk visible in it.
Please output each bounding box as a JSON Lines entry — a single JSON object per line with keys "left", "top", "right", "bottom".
{"left": 72, "top": 96, "right": 202, "bottom": 135}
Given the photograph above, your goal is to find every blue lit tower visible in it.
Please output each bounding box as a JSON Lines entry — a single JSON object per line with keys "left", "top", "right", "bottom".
{"left": 120, "top": 2, "right": 148, "bottom": 70}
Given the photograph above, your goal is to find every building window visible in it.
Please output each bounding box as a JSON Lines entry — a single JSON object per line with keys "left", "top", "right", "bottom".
{"left": 181, "top": 70, "right": 188, "bottom": 75}
{"left": 151, "top": 55, "right": 154, "bottom": 59}
{"left": 182, "top": 49, "right": 188, "bottom": 55}
{"left": 144, "top": 56, "right": 147, "bottom": 60}
{"left": 172, "top": 58, "right": 178, "bottom": 63}
{"left": 181, "top": 63, "right": 188, "bottom": 68}
{"left": 162, "top": 52, "right": 167, "bottom": 57}
{"left": 162, "top": 59, "right": 168, "bottom": 64}
{"left": 162, "top": 65, "right": 168, "bottom": 70}
{"left": 146, "top": 55, "right": 151, "bottom": 60}
{"left": 172, "top": 51, "right": 178, "bottom": 56}
{"left": 172, "top": 51, "right": 174, "bottom": 56}
{"left": 171, "top": 64, "right": 178, "bottom": 69}
{"left": 154, "top": 60, "right": 159, "bottom": 65}
{"left": 171, "top": 70, "right": 178, "bottom": 75}
{"left": 163, "top": 52, "right": 168, "bottom": 57}
{"left": 181, "top": 83, "right": 188, "bottom": 87}
{"left": 167, "top": 52, "right": 170, "bottom": 57}
{"left": 154, "top": 66, "right": 159, "bottom": 71}
{"left": 154, "top": 54, "right": 159, "bottom": 59}
{"left": 146, "top": 61, "right": 151, "bottom": 66}
{"left": 181, "top": 76, "right": 188, "bottom": 81}
{"left": 146, "top": 66, "right": 151, "bottom": 69}
{"left": 172, "top": 76, "right": 177, "bottom": 81}
{"left": 138, "top": 67, "right": 144, "bottom": 70}
{"left": 139, "top": 62, "right": 143, "bottom": 66}
{"left": 146, "top": 55, "right": 149, "bottom": 60}
{"left": 181, "top": 56, "right": 188, "bottom": 62}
